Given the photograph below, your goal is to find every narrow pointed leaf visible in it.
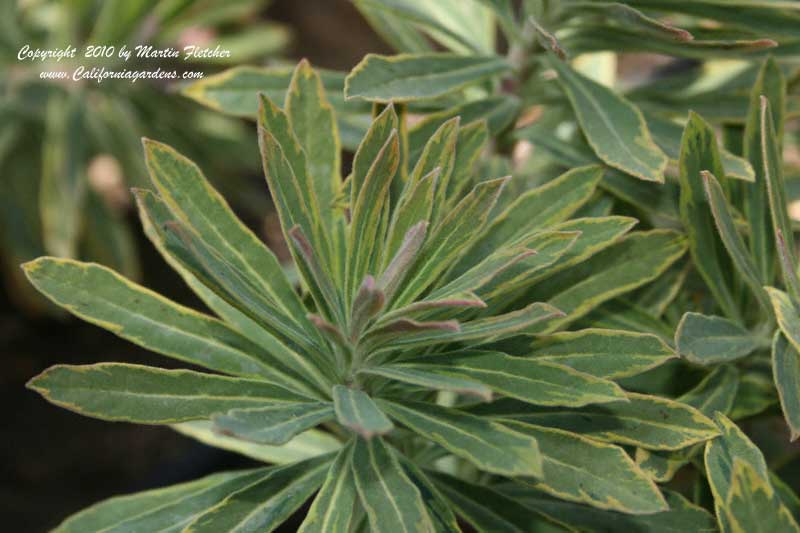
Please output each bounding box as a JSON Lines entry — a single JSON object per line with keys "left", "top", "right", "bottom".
{"left": 258, "top": 96, "right": 328, "bottom": 261}
{"left": 142, "top": 139, "right": 304, "bottom": 322}
{"left": 359, "top": 365, "right": 492, "bottom": 401}
{"left": 678, "top": 112, "right": 740, "bottom": 322}
{"left": 185, "top": 456, "right": 331, "bottom": 532}
{"left": 396, "top": 351, "right": 626, "bottom": 407}
{"left": 526, "top": 230, "right": 687, "bottom": 333}
{"left": 394, "top": 176, "right": 509, "bottom": 306}
{"left": 378, "top": 291, "right": 486, "bottom": 323}
{"left": 744, "top": 57, "right": 785, "bottom": 285}
{"left": 433, "top": 473, "right": 562, "bottom": 533}
{"left": 499, "top": 392, "right": 719, "bottom": 450}
{"left": 173, "top": 421, "right": 341, "bottom": 465}
{"left": 505, "top": 421, "right": 668, "bottom": 514}
{"left": 21, "top": 258, "right": 296, "bottom": 383}
{"left": 374, "top": 302, "right": 563, "bottom": 351}
{"left": 531, "top": 328, "right": 675, "bottom": 379}
{"left": 408, "top": 117, "right": 459, "bottom": 224}
{"left": 459, "top": 165, "right": 602, "bottom": 270}
{"left": 351, "top": 104, "right": 398, "bottom": 206}
{"left": 380, "top": 399, "right": 543, "bottom": 477}
{"left": 398, "top": 459, "right": 462, "bottom": 533}
{"left": 676, "top": 312, "right": 761, "bottom": 365}
{"left": 351, "top": 436, "right": 435, "bottom": 533}
{"left": 519, "top": 216, "right": 638, "bottom": 286}
{"left": 383, "top": 170, "right": 438, "bottom": 272}
{"left": 478, "top": 231, "right": 582, "bottom": 303}
{"left": 333, "top": 385, "right": 394, "bottom": 438}
{"left": 299, "top": 442, "right": 357, "bottom": 533}
{"left": 161, "top": 220, "right": 334, "bottom": 390}
{"left": 702, "top": 171, "right": 773, "bottom": 315}
{"left": 345, "top": 53, "right": 510, "bottom": 102}
{"left": 348, "top": 129, "right": 400, "bottom": 301}
{"left": 379, "top": 221, "right": 428, "bottom": 304}
{"left": 500, "top": 483, "right": 717, "bottom": 533}
{"left": 636, "top": 366, "right": 740, "bottom": 482}
{"left": 548, "top": 57, "right": 667, "bottom": 182}
{"left": 762, "top": 96, "right": 800, "bottom": 300}
{"left": 772, "top": 332, "right": 800, "bottom": 441}
{"left": 27, "top": 363, "right": 309, "bottom": 424}
{"left": 52, "top": 468, "right": 271, "bottom": 533}
{"left": 705, "top": 413, "right": 770, "bottom": 510}
{"left": 213, "top": 403, "right": 334, "bottom": 445}
{"left": 285, "top": 60, "right": 341, "bottom": 224}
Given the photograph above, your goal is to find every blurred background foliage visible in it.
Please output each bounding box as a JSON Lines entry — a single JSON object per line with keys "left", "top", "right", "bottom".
{"left": 4, "top": 0, "right": 800, "bottom": 531}
{"left": 0, "top": 0, "right": 289, "bottom": 314}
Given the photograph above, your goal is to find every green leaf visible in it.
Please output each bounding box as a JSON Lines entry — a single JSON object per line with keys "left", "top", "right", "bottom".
{"left": 184, "top": 455, "right": 331, "bottom": 532}
{"left": 392, "top": 176, "right": 510, "bottom": 306}
{"left": 723, "top": 460, "right": 800, "bottom": 533}
{"left": 182, "top": 66, "right": 368, "bottom": 148}
{"left": 458, "top": 165, "right": 602, "bottom": 270}
{"left": 702, "top": 171, "right": 773, "bottom": 315}
{"left": 142, "top": 139, "right": 306, "bottom": 324}
{"left": 213, "top": 402, "right": 334, "bottom": 445}
{"left": 547, "top": 57, "right": 667, "bottom": 182}
{"left": 496, "top": 392, "right": 719, "bottom": 450}
{"left": 299, "top": 442, "right": 357, "bottom": 533}
{"left": 772, "top": 331, "right": 800, "bottom": 441}
{"left": 394, "top": 351, "right": 626, "bottom": 407}
{"left": 407, "top": 116, "right": 459, "bottom": 225}
{"left": 530, "top": 328, "right": 676, "bottom": 379}
{"left": 351, "top": 105, "right": 398, "bottom": 207}
{"left": 678, "top": 111, "right": 740, "bottom": 322}
{"left": 27, "top": 363, "right": 309, "bottom": 424}
{"left": 383, "top": 170, "right": 438, "bottom": 272}
{"left": 766, "top": 289, "right": 800, "bottom": 400}
{"left": 53, "top": 467, "right": 271, "bottom": 533}
{"left": 527, "top": 230, "right": 688, "bottom": 333}
{"left": 351, "top": 436, "right": 435, "bottom": 533}
{"left": 172, "top": 421, "right": 341, "bottom": 465}
{"left": 636, "top": 366, "right": 740, "bottom": 482}
{"left": 525, "top": 216, "right": 638, "bottom": 283}
{"left": 398, "top": 459, "right": 462, "bottom": 532}
{"left": 645, "top": 112, "right": 754, "bottom": 181}
{"left": 285, "top": 60, "right": 341, "bottom": 225}
{"left": 345, "top": 53, "right": 510, "bottom": 102}
{"left": 332, "top": 385, "right": 394, "bottom": 438}
{"left": 743, "top": 57, "right": 785, "bottom": 286}
{"left": 160, "top": 220, "right": 334, "bottom": 391}
{"left": 477, "top": 231, "right": 582, "bottom": 304}
{"left": 132, "top": 190, "right": 323, "bottom": 398}
{"left": 433, "top": 473, "right": 563, "bottom": 533}
{"left": 705, "top": 413, "right": 770, "bottom": 515}
{"left": 407, "top": 96, "right": 520, "bottom": 164}
{"left": 505, "top": 421, "right": 668, "bottom": 514}
{"left": 371, "top": 303, "right": 562, "bottom": 356}
{"left": 348, "top": 129, "right": 400, "bottom": 303}
{"left": 21, "top": 257, "right": 297, "bottom": 384}
{"left": 761, "top": 96, "right": 800, "bottom": 300}
{"left": 675, "top": 312, "right": 761, "bottom": 366}
{"left": 379, "top": 399, "right": 543, "bottom": 477}
{"left": 360, "top": 365, "right": 493, "bottom": 401}
{"left": 501, "top": 483, "right": 717, "bottom": 533}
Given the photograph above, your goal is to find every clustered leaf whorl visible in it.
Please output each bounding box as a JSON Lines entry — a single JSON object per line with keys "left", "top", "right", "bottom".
{"left": 23, "top": 1, "right": 800, "bottom": 528}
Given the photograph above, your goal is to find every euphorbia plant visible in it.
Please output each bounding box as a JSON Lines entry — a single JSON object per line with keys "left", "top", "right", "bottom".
{"left": 24, "top": 60, "right": 724, "bottom": 531}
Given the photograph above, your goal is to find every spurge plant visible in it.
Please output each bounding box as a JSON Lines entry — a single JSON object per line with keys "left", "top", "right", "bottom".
{"left": 26, "top": 61, "right": 730, "bottom": 531}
